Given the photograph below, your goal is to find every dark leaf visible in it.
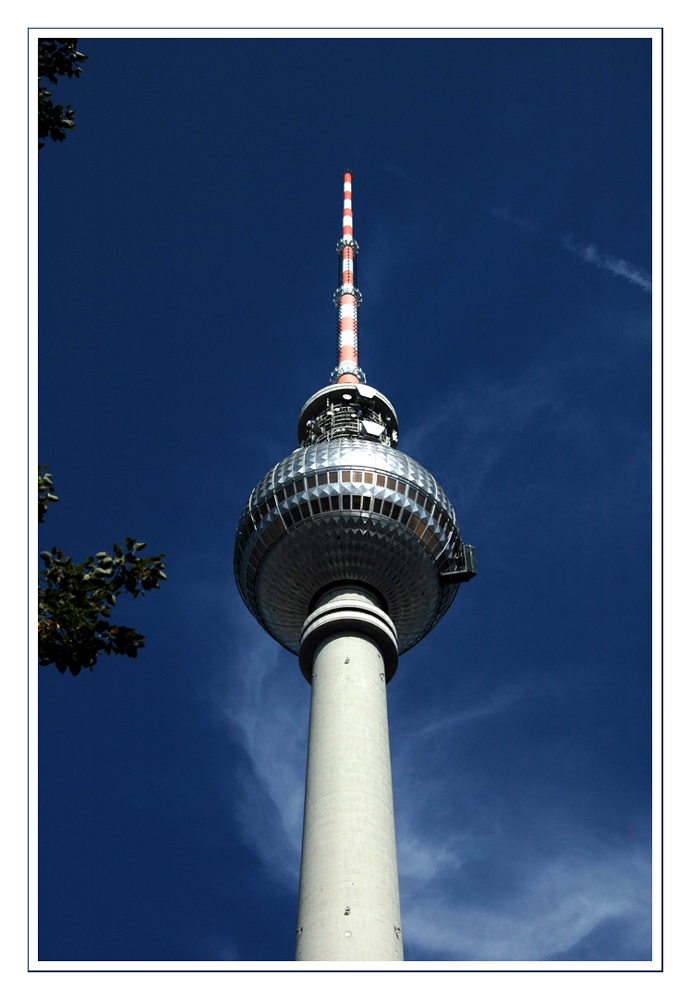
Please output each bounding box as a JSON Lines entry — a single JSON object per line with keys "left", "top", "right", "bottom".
{"left": 37, "top": 469, "right": 166, "bottom": 675}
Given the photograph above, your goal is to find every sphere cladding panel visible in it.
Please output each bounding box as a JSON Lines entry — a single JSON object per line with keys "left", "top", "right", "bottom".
{"left": 249, "top": 439, "right": 453, "bottom": 513}
{"left": 234, "top": 440, "right": 463, "bottom": 655}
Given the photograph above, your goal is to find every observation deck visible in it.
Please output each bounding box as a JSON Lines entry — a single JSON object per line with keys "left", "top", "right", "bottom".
{"left": 234, "top": 385, "right": 476, "bottom": 676}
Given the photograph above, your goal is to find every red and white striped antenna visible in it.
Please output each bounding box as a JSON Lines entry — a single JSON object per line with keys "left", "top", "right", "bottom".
{"left": 331, "top": 172, "right": 365, "bottom": 384}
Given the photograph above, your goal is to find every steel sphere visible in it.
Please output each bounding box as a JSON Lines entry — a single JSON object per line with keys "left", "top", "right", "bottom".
{"left": 234, "top": 435, "right": 468, "bottom": 656}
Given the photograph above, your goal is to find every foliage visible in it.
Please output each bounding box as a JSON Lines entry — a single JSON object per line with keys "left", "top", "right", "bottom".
{"left": 38, "top": 38, "right": 88, "bottom": 150}
{"left": 38, "top": 466, "right": 59, "bottom": 524}
{"left": 38, "top": 470, "right": 167, "bottom": 676}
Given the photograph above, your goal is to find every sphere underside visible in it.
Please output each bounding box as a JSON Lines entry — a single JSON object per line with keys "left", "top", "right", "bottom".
{"left": 234, "top": 439, "right": 464, "bottom": 655}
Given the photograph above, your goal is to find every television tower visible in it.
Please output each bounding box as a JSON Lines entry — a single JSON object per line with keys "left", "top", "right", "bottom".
{"left": 234, "top": 174, "right": 477, "bottom": 962}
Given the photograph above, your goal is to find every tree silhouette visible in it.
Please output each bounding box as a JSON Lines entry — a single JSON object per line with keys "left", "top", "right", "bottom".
{"left": 38, "top": 38, "right": 88, "bottom": 150}
{"left": 38, "top": 468, "right": 167, "bottom": 676}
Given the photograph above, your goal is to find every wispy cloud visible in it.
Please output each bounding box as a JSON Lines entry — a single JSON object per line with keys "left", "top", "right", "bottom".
{"left": 381, "top": 161, "right": 410, "bottom": 181}
{"left": 401, "top": 685, "right": 525, "bottom": 746}
{"left": 490, "top": 205, "right": 542, "bottom": 233}
{"left": 388, "top": 677, "right": 651, "bottom": 959}
{"left": 404, "top": 356, "right": 574, "bottom": 503}
{"left": 562, "top": 236, "right": 652, "bottom": 293}
{"left": 219, "top": 610, "right": 308, "bottom": 887}
{"left": 402, "top": 846, "right": 651, "bottom": 960}
{"left": 489, "top": 205, "right": 651, "bottom": 293}
{"left": 404, "top": 322, "right": 651, "bottom": 529}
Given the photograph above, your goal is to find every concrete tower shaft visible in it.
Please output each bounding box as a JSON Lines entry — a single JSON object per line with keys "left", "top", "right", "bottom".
{"left": 295, "top": 586, "right": 403, "bottom": 961}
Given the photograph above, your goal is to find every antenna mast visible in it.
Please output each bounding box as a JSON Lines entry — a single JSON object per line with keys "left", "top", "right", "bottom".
{"left": 332, "top": 172, "right": 365, "bottom": 384}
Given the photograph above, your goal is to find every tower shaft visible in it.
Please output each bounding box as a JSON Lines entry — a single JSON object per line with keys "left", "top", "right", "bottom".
{"left": 295, "top": 587, "right": 403, "bottom": 961}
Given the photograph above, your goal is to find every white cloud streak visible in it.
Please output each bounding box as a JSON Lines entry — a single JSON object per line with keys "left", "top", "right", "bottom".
{"left": 562, "top": 236, "right": 652, "bottom": 293}
{"left": 381, "top": 161, "right": 410, "bottom": 181}
{"left": 219, "top": 609, "right": 309, "bottom": 888}
{"left": 489, "top": 205, "right": 651, "bottom": 293}
{"left": 402, "top": 847, "right": 651, "bottom": 960}
{"left": 388, "top": 681, "right": 651, "bottom": 959}
{"left": 404, "top": 320, "right": 651, "bottom": 530}
{"left": 490, "top": 205, "right": 542, "bottom": 233}
{"left": 404, "top": 356, "right": 575, "bottom": 506}
{"left": 399, "top": 685, "right": 526, "bottom": 747}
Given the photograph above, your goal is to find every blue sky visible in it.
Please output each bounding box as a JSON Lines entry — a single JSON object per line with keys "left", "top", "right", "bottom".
{"left": 35, "top": 32, "right": 656, "bottom": 966}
